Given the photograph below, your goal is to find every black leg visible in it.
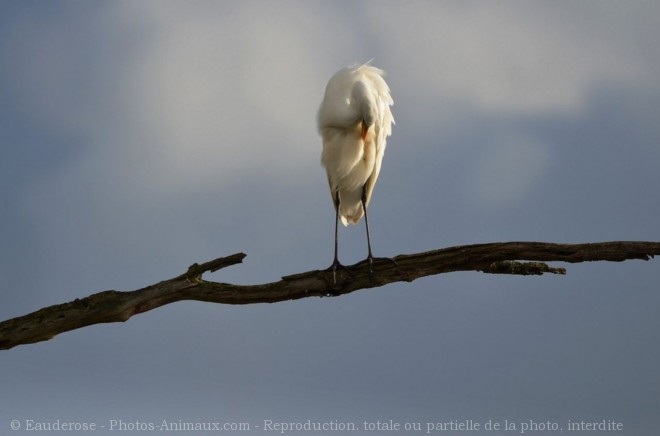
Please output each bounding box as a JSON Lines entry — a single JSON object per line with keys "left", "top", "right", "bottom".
{"left": 331, "top": 191, "right": 341, "bottom": 282}
{"left": 323, "top": 190, "right": 348, "bottom": 285}
{"left": 362, "top": 191, "right": 375, "bottom": 277}
{"left": 361, "top": 188, "right": 399, "bottom": 279}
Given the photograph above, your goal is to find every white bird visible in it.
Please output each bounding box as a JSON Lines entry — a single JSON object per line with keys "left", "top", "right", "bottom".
{"left": 317, "top": 64, "right": 394, "bottom": 281}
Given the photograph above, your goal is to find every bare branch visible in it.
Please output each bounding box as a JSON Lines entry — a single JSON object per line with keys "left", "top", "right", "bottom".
{"left": 1, "top": 241, "right": 658, "bottom": 350}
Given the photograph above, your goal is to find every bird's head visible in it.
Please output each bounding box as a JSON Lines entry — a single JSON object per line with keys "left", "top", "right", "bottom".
{"left": 352, "top": 80, "right": 376, "bottom": 139}
{"left": 317, "top": 64, "right": 393, "bottom": 140}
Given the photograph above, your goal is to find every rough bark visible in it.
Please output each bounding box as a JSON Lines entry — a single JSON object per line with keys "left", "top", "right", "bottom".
{"left": 1, "top": 241, "right": 658, "bottom": 350}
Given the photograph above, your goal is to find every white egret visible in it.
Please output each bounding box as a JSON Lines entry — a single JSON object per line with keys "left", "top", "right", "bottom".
{"left": 317, "top": 64, "right": 394, "bottom": 281}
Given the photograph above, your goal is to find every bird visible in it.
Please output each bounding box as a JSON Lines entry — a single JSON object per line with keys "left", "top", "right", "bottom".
{"left": 317, "top": 64, "right": 394, "bottom": 282}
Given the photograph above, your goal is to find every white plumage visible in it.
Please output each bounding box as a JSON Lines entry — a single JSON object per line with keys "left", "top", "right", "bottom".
{"left": 318, "top": 64, "right": 394, "bottom": 226}
{"left": 317, "top": 64, "right": 394, "bottom": 279}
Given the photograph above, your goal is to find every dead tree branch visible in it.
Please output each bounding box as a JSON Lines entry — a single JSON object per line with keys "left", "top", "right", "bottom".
{"left": 1, "top": 241, "right": 658, "bottom": 350}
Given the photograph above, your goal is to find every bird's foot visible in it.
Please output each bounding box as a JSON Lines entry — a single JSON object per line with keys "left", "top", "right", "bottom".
{"left": 355, "top": 256, "right": 398, "bottom": 282}
{"left": 367, "top": 255, "right": 375, "bottom": 281}
{"left": 324, "top": 259, "right": 353, "bottom": 288}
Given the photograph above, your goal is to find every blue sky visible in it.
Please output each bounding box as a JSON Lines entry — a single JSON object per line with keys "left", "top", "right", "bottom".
{"left": 1, "top": 1, "right": 659, "bottom": 434}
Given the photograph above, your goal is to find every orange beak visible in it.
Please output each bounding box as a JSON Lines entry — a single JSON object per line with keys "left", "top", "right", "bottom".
{"left": 360, "top": 122, "right": 369, "bottom": 140}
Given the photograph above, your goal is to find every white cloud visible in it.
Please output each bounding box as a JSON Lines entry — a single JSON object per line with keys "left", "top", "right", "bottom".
{"left": 5, "top": 2, "right": 335, "bottom": 197}
{"left": 116, "top": 2, "right": 331, "bottom": 193}
{"left": 370, "top": 2, "right": 657, "bottom": 114}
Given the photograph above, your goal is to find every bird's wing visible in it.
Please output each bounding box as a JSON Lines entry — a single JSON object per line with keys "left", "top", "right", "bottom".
{"left": 358, "top": 67, "right": 394, "bottom": 208}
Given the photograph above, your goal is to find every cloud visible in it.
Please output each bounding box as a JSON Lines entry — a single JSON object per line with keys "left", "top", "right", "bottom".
{"left": 120, "top": 2, "right": 330, "bottom": 192}
{"left": 4, "top": 2, "right": 335, "bottom": 198}
{"left": 369, "top": 1, "right": 658, "bottom": 115}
